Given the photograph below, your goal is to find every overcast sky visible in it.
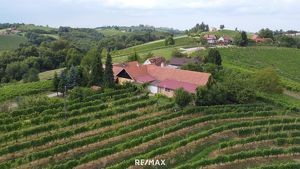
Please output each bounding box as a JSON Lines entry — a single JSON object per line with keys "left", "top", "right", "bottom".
{"left": 0, "top": 0, "right": 299, "bottom": 32}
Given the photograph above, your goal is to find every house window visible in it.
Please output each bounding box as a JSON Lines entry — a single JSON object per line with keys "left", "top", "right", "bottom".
{"left": 165, "top": 88, "right": 171, "bottom": 92}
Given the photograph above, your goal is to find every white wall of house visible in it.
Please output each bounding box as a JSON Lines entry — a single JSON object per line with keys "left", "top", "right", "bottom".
{"left": 166, "top": 65, "right": 179, "bottom": 69}
{"left": 147, "top": 85, "right": 158, "bottom": 94}
{"left": 143, "top": 59, "right": 151, "bottom": 65}
{"left": 207, "top": 39, "right": 216, "bottom": 44}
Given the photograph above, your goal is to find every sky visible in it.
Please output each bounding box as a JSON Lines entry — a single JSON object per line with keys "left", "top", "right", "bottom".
{"left": 0, "top": 0, "right": 299, "bottom": 32}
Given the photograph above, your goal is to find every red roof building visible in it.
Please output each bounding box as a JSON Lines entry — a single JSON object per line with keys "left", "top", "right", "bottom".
{"left": 113, "top": 61, "right": 211, "bottom": 97}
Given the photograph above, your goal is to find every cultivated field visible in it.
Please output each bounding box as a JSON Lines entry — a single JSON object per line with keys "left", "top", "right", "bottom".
{"left": 0, "top": 81, "right": 52, "bottom": 103}
{"left": 0, "top": 84, "right": 299, "bottom": 169}
{"left": 0, "top": 35, "right": 27, "bottom": 51}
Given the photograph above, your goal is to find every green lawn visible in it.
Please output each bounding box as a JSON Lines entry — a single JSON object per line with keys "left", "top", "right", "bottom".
{"left": 39, "top": 68, "right": 65, "bottom": 80}
{"left": 0, "top": 35, "right": 27, "bottom": 51}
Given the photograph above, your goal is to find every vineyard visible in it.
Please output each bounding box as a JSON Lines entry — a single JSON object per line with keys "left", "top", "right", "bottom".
{"left": 0, "top": 81, "right": 53, "bottom": 103}
{"left": 0, "top": 85, "right": 299, "bottom": 169}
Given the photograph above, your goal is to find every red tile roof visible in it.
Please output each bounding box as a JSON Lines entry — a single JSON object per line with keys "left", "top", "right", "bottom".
{"left": 113, "top": 61, "right": 211, "bottom": 93}
{"left": 146, "top": 65, "right": 210, "bottom": 86}
{"left": 204, "top": 34, "right": 217, "bottom": 39}
{"left": 157, "top": 79, "right": 198, "bottom": 93}
{"left": 135, "top": 75, "right": 156, "bottom": 83}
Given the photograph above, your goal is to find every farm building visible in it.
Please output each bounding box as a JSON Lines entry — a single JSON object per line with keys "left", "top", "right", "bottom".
{"left": 251, "top": 34, "right": 273, "bottom": 43}
{"left": 168, "top": 57, "right": 202, "bottom": 69}
{"left": 203, "top": 34, "right": 217, "bottom": 44}
{"left": 217, "top": 35, "right": 233, "bottom": 45}
{"left": 143, "top": 56, "right": 166, "bottom": 67}
{"left": 113, "top": 61, "right": 210, "bottom": 97}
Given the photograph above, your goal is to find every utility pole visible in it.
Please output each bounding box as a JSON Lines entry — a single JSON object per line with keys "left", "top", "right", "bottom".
{"left": 64, "top": 85, "right": 67, "bottom": 120}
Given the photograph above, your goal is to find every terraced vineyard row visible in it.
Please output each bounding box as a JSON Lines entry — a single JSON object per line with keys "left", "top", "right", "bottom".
{"left": 1, "top": 85, "right": 300, "bottom": 169}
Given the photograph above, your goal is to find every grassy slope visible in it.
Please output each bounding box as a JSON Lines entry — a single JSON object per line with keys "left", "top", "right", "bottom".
{"left": 112, "top": 35, "right": 197, "bottom": 62}
{"left": 0, "top": 35, "right": 27, "bottom": 51}
{"left": 218, "top": 47, "right": 300, "bottom": 82}
{"left": 39, "top": 68, "right": 65, "bottom": 80}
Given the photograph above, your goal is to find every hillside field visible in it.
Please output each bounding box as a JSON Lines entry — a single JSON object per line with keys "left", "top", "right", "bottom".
{"left": 0, "top": 81, "right": 52, "bottom": 103}
{"left": 112, "top": 35, "right": 197, "bottom": 62}
{"left": 0, "top": 35, "right": 27, "bottom": 51}
{"left": 213, "top": 47, "right": 300, "bottom": 91}
{"left": 0, "top": 84, "right": 300, "bottom": 169}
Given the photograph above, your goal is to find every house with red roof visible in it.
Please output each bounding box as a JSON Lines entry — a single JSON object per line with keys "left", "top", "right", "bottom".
{"left": 203, "top": 34, "right": 217, "bottom": 44}
{"left": 113, "top": 61, "right": 211, "bottom": 97}
{"left": 143, "top": 56, "right": 166, "bottom": 67}
{"left": 217, "top": 35, "right": 233, "bottom": 45}
{"left": 251, "top": 34, "right": 273, "bottom": 43}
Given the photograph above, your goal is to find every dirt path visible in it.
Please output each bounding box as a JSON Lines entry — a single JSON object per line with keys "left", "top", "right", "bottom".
{"left": 284, "top": 89, "right": 300, "bottom": 100}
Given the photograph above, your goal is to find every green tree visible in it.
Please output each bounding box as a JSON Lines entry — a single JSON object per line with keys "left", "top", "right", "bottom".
{"left": 164, "top": 36, "right": 175, "bottom": 46}
{"left": 127, "top": 51, "right": 140, "bottom": 62}
{"left": 81, "top": 47, "right": 103, "bottom": 86}
{"left": 23, "top": 68, "right": 39, "bottom": 82}
{"left": 206, "top": 49, "right": 222, "bottom": 66}
{"left": 174, "top": 88, "right": 192, "bottom": 108}
{"left": 103, "top": 52, "right": 115, "bottom": 88}
{"left": 258, "top": 28, "right": 274, "bottom": 39}
{"left": 199, "top": 36, "right": 208, "bottom": 46}
{"left": 253, "top": 68, "right": 283, "bottom": 93}
{"left": 53, "top": 72, "right": 60, "bottom": 94}
{"left": 58, "top": 71, "right": 68, "bottom": 95}
{"left": 220, "top": 25, "right": 225, "bottom": 30}
{"left": 171, "top": 49, "right": 186, "bottom": 58}
{"left": 66, "top": 48, "right": 82, "bottom": 68}
{"left": 68, "top": 65, "right": 80, "bottom": 89}
{"left": 234, "top": 31, "right": 248, "bottom": 47}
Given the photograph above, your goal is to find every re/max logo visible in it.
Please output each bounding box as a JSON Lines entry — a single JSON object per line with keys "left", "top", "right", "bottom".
{"left": 135, "top": 159, "right": 166, "bottom": 166}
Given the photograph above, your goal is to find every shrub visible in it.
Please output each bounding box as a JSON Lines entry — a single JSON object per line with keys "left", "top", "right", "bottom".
{"left": 174, "top": 88, "right": 192, "bottom": 108}
{"left": 253, "top": 68, "right": 283, "bottom": 93}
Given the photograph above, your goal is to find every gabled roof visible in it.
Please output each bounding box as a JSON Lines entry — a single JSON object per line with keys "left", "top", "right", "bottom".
{"left": 146, "top": 65, "right": 210, "bottom": 86}
{"left": 156, "top": 79, "right": 198, "bottom": 93}
{"left": 113, "top": 61, "right": 211, "bottom": 93}
{"left": 135, "top": 75, "right": 156, "bottom": 83}
{"left": 114, "top": 61, "right": 148, "bottom": 80}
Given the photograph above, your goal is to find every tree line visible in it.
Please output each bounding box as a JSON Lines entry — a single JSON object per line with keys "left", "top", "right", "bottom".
{"left": 52, "top": 47, "right": 115, "bottom": 95}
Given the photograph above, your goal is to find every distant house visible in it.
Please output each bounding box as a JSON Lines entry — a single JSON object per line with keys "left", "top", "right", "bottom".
{"left": 210, "top": 27, "right": 217, "bottom": 32}
{"left": 251, "top": 34, "right": 273, "bottom": 43}
{"left": 203, "top": 34, "right": 217, "bottom": 44}
{"left": 168, "top": 57, "right": 202, "bottom": 69}
{"left": 143, "top": 56, "right": 166, "bottom": 67}
{"left": 217, "top": 35, "right": 233, "bottom": 45}
{"left": 113, "top": 61, "right": 211, "bottom": 97}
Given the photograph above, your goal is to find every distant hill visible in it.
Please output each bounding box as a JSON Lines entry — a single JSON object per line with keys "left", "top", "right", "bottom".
{"left": 96, "top": 25, "right": 183, "bottom": 36}
{"left": 201, "top": 29, "right": 240, "bottom": 38}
